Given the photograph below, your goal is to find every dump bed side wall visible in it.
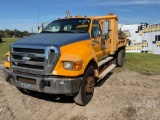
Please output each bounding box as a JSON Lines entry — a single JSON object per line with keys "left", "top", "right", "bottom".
{"left": 110, "top": 19, "right": 119, "bottom": 54}
{"left": 110, "top": 19, "right": 126, "bottom": 54}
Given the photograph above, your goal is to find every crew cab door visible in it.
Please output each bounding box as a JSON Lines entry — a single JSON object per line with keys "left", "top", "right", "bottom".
{"left": 91, "top": 20, "right": 111, "bottom": 61}
{"left": 91, "top": 20, "right": 103, "bottom": 61}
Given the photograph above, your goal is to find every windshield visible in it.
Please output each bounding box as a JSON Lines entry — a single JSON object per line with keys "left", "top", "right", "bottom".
{"left": 42, "top": 18, "right": 91, "bottom": 33}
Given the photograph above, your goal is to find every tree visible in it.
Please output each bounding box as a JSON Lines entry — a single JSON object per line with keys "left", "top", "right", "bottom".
{"left": 4, "top": 29, "right": 10, "bottom": 37}
{"left": 0, "top": 29, "right": 31, "bottom": 38}
{"left": 13, "top": 29, "right": 20, "bottom": 37}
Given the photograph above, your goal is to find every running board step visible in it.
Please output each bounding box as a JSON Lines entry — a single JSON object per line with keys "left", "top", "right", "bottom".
{"left": 98, "top": 57, "right": 113, "bottom": 67}
{"left": 98, "top": 64, "right": 116, "bottom": 79}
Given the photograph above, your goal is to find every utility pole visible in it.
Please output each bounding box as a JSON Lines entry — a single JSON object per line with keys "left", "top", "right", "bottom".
{"left": 31, "top": 28, "right": 33, "bottom": 34}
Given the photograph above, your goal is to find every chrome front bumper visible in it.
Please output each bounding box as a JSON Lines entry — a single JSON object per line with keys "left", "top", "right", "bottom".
{"left": 3, "top": 68, "right": 82, "bottom": 94}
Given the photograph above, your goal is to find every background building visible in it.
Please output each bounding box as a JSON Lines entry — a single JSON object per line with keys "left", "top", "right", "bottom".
{"left": 120, "top": 23, "right": 160, "bottom": 54}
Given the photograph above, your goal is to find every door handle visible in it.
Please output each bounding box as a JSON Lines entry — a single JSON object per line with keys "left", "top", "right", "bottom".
{"left": 92, "top": 39, "right": 99, "bottom": 44}
{"left": 91, "top": 43, "right": 95, "bottom": 46}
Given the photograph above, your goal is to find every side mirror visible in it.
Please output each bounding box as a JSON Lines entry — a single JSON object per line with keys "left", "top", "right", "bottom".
{"left": 102, "top": 20, "right": 109, "bottom": 35}
{"left": 97, "top": 31, "right": 101, "bottom": 37}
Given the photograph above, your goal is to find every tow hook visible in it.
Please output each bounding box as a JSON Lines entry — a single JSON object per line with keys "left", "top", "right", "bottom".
{"left": 39, "top": 80, "right": 50, "bottom": 91}
{"left": 6, "top": 76, "right": 12, "bottom": 84}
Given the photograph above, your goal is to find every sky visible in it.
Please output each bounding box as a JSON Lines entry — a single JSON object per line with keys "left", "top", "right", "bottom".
{"left": 0, "top": 0, "right": 160, "bottom": 33}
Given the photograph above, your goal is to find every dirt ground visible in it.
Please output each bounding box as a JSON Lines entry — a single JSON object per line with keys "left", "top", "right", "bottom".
{"left": 0, "top": 64, "right": 160, "bottom": 120}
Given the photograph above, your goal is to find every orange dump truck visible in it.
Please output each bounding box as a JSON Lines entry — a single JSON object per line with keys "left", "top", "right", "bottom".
{"left": 3, "top": 13, "right": 126, "bottom": 106}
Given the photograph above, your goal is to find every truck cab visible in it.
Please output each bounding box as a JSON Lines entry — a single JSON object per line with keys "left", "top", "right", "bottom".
{"left": 3, "top": 13, "right": 126, "bottom": 106}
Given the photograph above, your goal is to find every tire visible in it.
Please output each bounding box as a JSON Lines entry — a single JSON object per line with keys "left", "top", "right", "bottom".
{"left": 116, "top": 48, "right": 125, "bottom": 67}
{"left": 74, "top": 66, "right": 95, "bottom": 106}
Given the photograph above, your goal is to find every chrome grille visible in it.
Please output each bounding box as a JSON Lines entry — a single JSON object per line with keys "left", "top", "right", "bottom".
{"left": 12, "top": 55, "right": 44, "bottom": 62}
{"left": 10, "top": 45, "right": 59, "bottom": 75}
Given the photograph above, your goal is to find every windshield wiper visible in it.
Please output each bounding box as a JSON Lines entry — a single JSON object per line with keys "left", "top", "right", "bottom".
{"left": 56, "top": 30, "right": 87, "bottom": 33}
{"left": 74, "top": 30, "right": 86, "bottom": 33}
{"left": 41, "top": 30, "right": 86, "bottom": 33}
{"left": 41, "top": 31, "right": 55, "bottom": 33}
{"left": 55, "top": 30, "right": 75, "bottom": 33}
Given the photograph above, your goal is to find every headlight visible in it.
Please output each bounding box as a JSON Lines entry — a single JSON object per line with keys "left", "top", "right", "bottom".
{"left": 63, "top": 62, "right": 73, "bottom": 70}
{"left": 6, "top": 55, "right": 10, "bottom": 62}
{"left": 63, "top": 61, "right": 83, "bottom": 71}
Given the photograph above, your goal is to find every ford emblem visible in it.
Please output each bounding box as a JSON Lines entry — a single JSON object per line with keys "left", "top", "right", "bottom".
{"left": 22, "top": 56, "right": 31, "bottom": 61}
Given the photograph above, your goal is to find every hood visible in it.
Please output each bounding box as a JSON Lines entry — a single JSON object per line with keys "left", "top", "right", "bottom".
{"left": 13, "top": 33, "right": 90, "bottom": 47}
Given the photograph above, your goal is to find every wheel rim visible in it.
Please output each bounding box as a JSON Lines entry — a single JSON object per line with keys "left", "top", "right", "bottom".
{"left": 85, "top": 75, "right": 94, "bottom": 95}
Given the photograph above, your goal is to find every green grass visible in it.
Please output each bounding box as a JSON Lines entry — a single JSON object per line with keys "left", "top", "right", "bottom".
{"left": 0, "top": 38, "right": 19, "bottom": 62}
{"left": 114, "top": 53, "right": 160, "bottom": 74}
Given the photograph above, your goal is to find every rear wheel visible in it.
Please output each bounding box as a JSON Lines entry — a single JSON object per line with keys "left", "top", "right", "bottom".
{"left": 116, "top": 48, "right": 125, "bottom": 67}
{"left": 74, "top": 66, "right": 95, "bottom": 106}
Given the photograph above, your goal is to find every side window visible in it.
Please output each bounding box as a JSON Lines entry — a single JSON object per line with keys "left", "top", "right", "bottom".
{"left": 91, "top": 21, "right": 102, "bottom": 38}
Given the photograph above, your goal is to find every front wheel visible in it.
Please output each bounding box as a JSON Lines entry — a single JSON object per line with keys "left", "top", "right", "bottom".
{"left": 74, "top": 66, "right": 95, "bottom": 106}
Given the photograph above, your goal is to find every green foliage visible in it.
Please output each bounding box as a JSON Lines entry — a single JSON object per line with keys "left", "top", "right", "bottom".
{"left": 114, "top": 53, "right": 160, "bottom": 74}
{"left": 0, "top": 29, "right": 31, "bottom": 38}
{"left": 0, "top": 38, "right": 18, "bottom": 62}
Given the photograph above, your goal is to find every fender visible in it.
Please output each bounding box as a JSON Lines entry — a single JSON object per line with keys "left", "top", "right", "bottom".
{"left": 52, "top": 40, "right": 98, "bottom": 76}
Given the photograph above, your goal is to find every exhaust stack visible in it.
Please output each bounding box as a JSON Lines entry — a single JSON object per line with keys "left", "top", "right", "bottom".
{"left": 66, "top": 10, "right": 70, "bottom": 18}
